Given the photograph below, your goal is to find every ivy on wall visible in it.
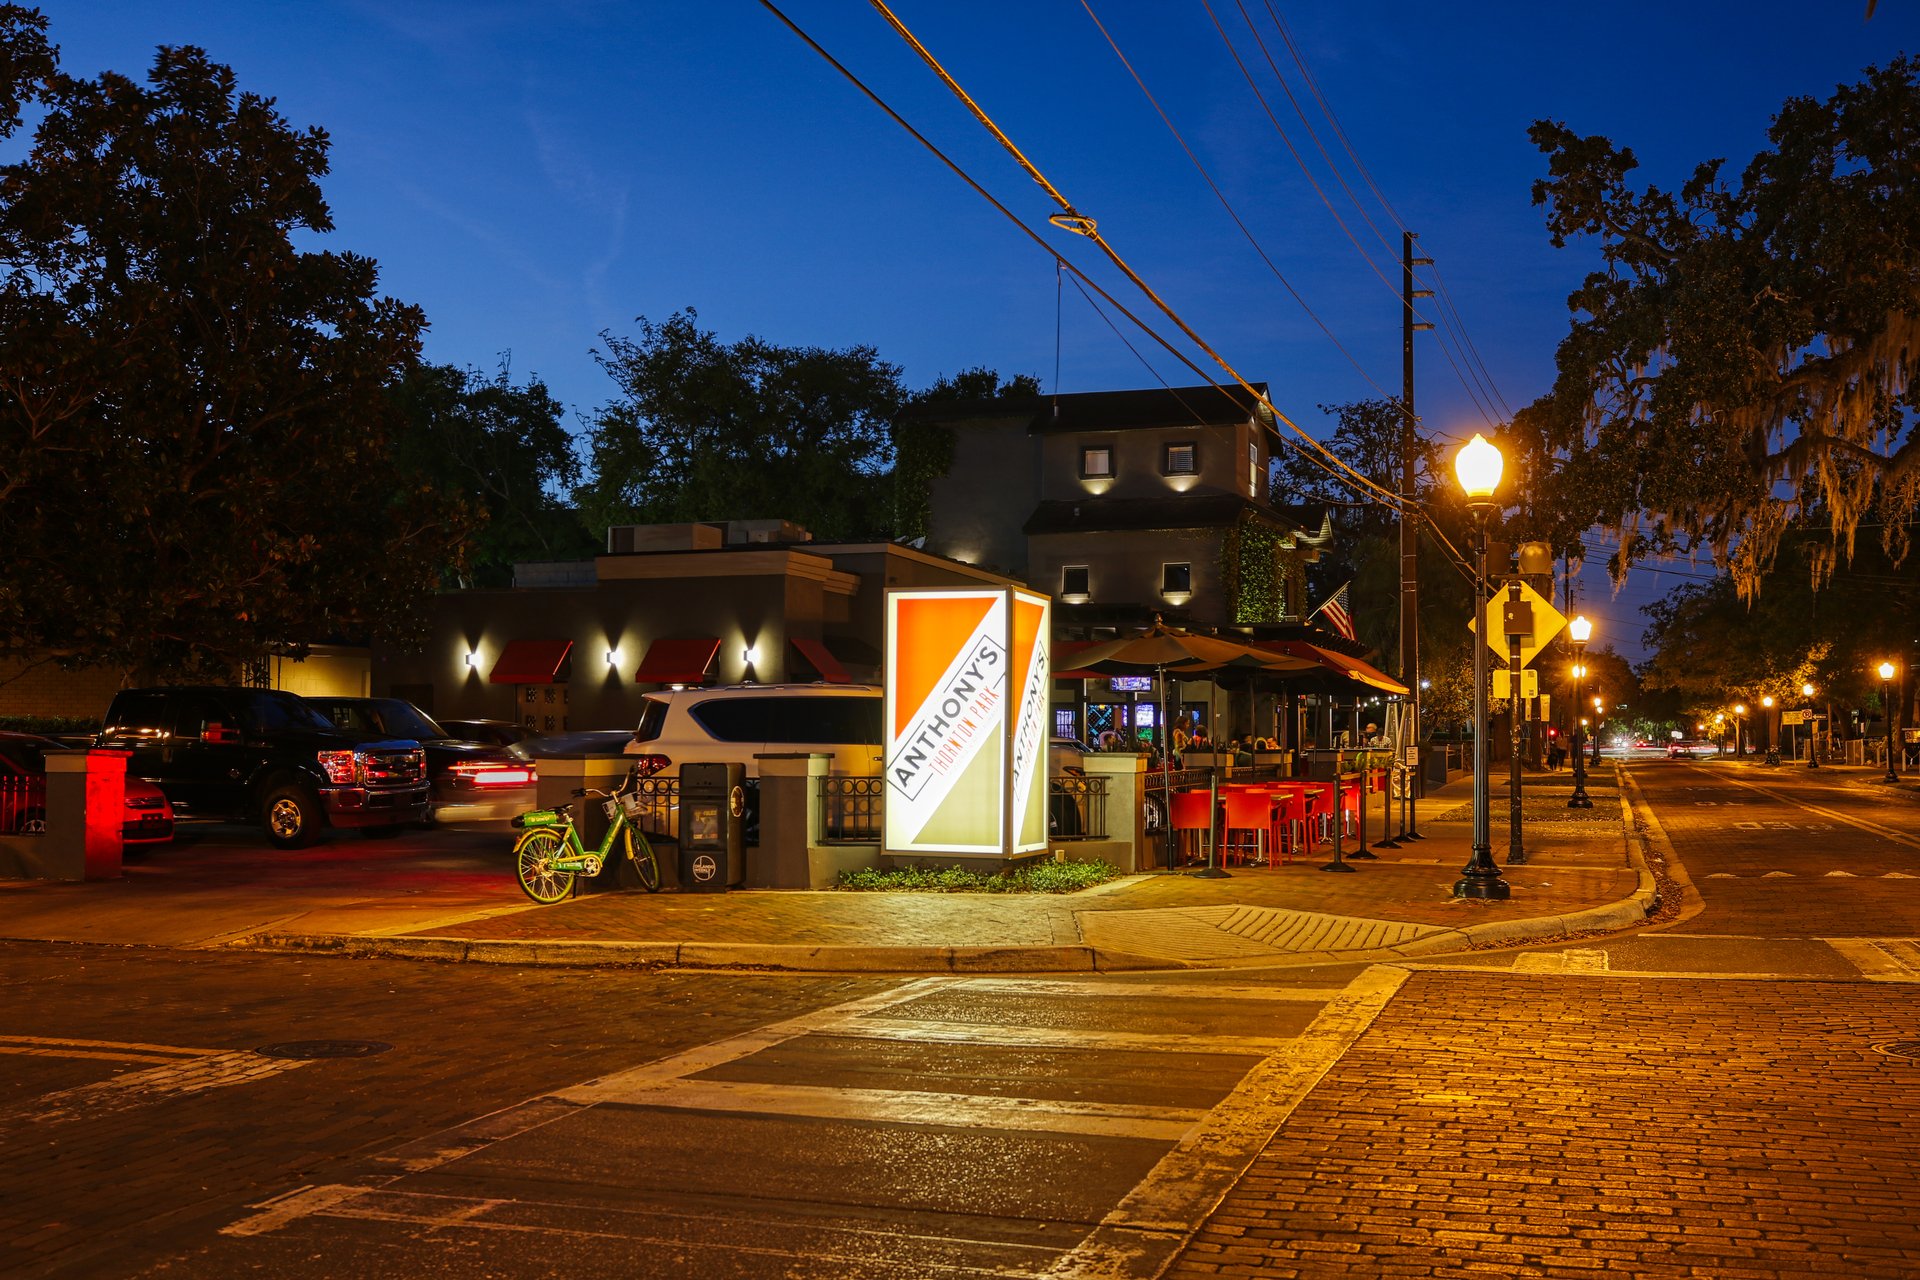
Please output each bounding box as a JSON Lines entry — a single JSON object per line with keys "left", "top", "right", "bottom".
{"left": 890, "top": 420, "right": 955, "bottom": 542}
{"left": 1219, "top": 512, "right": 1289, "bottom": 624}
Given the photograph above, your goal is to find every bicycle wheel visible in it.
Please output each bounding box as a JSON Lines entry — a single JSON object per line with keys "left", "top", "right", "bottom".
{"left": 626, "top": 828, "right": 661, "bottom": 893}
{"left": 515, "top": 830, "right": 574, "bottom": 904}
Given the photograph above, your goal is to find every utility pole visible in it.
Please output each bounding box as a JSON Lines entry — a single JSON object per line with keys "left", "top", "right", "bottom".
{"left": 1401, "top": 231, "right": 1434, "bottom": 836}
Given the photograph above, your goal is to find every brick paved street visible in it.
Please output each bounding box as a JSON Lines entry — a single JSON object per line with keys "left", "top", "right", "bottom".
{"left": 1167, "top": 973, "right": 1920, "bottom": 1280}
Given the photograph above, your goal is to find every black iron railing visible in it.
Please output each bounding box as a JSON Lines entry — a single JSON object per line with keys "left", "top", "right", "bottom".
{"left": 820, "top": 774, "right": 883, "bottom": 842}
{"left": 1049, "top": 774, "right": 1107, "bottom": 841}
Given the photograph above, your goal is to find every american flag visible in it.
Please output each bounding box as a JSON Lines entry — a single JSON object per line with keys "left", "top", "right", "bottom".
{"left": 1311, "top": 582, "right": 1358, "bottom": 641}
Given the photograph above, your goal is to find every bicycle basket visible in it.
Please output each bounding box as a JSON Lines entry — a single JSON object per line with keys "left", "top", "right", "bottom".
{"left": 602, "top": 798, "right": 621, "bottom": 822}
{"left": 616, "top": 791, "right": 647, "bottom": 821}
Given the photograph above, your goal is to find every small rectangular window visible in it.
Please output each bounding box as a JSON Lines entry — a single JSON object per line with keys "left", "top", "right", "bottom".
{"left": 1248, "top": 441, "right": 1260, "bottom": 493}
{"left": 1080, "top": 446, "right": 1112, "bottom": 478}
{"left": 1164, "top": 442, "right": 1197, "bottom": 475}
{"left": 1061, "top": 566, "right": 1090, "bottom": 597}
{"left": 1162, "top": 563, "right": 1192, "bottom": 594}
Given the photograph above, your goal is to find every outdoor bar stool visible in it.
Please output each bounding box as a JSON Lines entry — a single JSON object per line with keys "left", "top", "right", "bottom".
{"left": 1169, "top": 789, "right": 1217, "bottom": 867}
{"left": 1230, "top": 784, "right": 1299, "bottom": 864}
{"left": 1336, "top": 775, "right": 1365, "bottom": 838}
{"left": 1265, "top": 781, "right": 1329, "bottom": 849}
{"left": 1220, "top": 789, "right": 1275, "bottom": 866}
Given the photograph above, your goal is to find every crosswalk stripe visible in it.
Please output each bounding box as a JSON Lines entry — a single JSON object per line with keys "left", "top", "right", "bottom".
{"left": 829, "top": 1017, "right": 1289, "bottom": 1056}
{"left": 1825, "top": 938, "right": 1920, "bottom": 980}
{"left": 0, "top": 1033, "right": 212, "bottom": 1059}
{"left": 590, "top": 1078, "right": 1205, "bottom": 1142}
{"left": 952, "top": 978, "right": 1352, "bottom": 1003}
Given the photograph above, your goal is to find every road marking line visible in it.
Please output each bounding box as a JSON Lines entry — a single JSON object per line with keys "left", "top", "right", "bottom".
{"left": 952, "top": 978, "right": 1354, "bottom": 1003}
{"left": 1825, "top": 938, "right": 1920, "bottom": 981}
{"left": 558, "top": 976, "right": 960, "bottom": 1103}
{"left": 1512, "top": 948, "right": 1611, "bottom": 974}
{"left": 0, "top": 1033, "right": 214, "bottom": 1058}
{"left": 1684, "top": 766, "right": 1920, "bottom": 849}
{"left": 588, "top": 1078, "right": 1205, "bottom": 1141}
{"left": 1042, "top": 964, "right": 1410, "bottom": 1279}
{"left": 0, "top": 1046, "right": 201, "bottom": 1065}
{"left": 825, "top": 1017, "right": 1288, "bottom": 1056}
{"left": 223, "top": 1184, "right": 373, "bottom": 1237}
{"left": 1763, "top": 871, "right": 1795, "bottom": 878}
{"left": 257, "top": 1186, "right": 1053, "bottom": 1270}
{"left": 1826, "top": 870, "right": 1857, "bottom": 877}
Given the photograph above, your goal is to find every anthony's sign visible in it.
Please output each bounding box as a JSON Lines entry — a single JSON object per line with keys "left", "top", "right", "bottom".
{"left": 883, "top": 587, "right": 1050, "bottom": 856}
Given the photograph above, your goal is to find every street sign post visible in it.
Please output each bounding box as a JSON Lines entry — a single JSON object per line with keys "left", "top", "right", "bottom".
{"left": 1467, "top": 579, "right": 1567, "bottom": 667}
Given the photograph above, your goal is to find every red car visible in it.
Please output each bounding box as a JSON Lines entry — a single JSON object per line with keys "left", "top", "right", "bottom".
{"left": 0, "top": 731, "right": 175, "bottom": 845}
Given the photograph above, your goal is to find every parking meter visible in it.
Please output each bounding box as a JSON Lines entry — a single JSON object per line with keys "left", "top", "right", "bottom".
{"left": 678, "top": 762, "right": 745, "bottom": 891}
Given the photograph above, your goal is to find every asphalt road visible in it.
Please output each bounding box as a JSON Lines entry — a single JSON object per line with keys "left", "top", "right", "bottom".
{"left": 2, "top": 762, "right": 1918, "bottom": 1278}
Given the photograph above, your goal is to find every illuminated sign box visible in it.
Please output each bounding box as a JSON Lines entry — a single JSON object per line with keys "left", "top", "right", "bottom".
{"left": 883, "top": 587, "right": 1051, "bottom": 858}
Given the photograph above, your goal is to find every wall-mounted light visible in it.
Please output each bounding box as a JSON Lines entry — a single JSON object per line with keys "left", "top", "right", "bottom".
{"left": 464, "top": 651, "right": 480, "bottom": 668}
{"left": 607, "top": 648, "right": 624, "bottom": 667}
{"left": 742, "top": 645, "right": 760, "bottom": 666}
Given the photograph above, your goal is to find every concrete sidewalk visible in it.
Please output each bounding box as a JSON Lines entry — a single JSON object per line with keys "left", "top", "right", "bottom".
{"left": 0, "top": 769, "right": 1656, "bottom": 973}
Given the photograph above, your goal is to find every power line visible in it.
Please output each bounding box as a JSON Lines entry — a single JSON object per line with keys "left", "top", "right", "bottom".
{"left": 859, "top": 0, "right": 1411, "bottom": 513}
{"left": 1077, "top": 0, "right": 1408, "bottom": 412}
{"left": 754, "top": 0, "right": 1404, "bottom": 514}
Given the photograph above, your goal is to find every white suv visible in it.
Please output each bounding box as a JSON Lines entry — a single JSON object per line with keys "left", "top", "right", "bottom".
{"left": 622, "top": 684, "right": 883, "bottom": 777}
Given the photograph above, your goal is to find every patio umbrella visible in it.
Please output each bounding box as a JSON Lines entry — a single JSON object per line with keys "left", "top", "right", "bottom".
{"left": 1067, "top": 625, "right": 1317, "bottom": 875}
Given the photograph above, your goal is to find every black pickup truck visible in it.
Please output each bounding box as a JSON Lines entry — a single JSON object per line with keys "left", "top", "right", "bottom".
{"left": 98, "top": 687, "right": 428, "bottom": 848}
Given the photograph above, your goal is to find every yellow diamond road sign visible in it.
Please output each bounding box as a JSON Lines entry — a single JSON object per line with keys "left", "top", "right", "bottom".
{"left": 1468, "top": 580, "right": 1567, "bottom": 668}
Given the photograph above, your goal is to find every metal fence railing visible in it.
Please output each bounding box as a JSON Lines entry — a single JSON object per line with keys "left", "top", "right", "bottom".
{"left": 821, "top": 774, "right": 883, "bottom": 843}
{"left": 1049, "top": 774, "right": 1108, "bottom": 841}
{"left": 625, "top": 775, "right": 679, "bottom": 840}
{"left": 1, "top": 776, "right": 45, "bottom": 836}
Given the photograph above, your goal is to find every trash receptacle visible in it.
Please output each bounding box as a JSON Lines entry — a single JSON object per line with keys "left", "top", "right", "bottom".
{"left": 678, "top": 762, "right": 745, "bottom": 892}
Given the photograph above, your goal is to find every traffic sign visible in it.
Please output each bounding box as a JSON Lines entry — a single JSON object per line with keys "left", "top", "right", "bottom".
{"left": 1492, "top": 669, "right": 1540, "bottom": 699}
{"left": 1468, "top": 579, "right": 1567, "bottom": 667}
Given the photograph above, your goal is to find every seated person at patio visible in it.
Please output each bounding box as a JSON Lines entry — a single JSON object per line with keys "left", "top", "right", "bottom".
{"left": 1232, "top": 738, "right": 1253, "bottom": 766}
{"left": 1362, "top": 722, "right": 1388, "bottom": 748}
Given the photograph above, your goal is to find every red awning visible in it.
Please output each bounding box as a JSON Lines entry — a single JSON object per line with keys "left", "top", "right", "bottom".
{"left": 634, "top": 637, "right": 720, "bottom": 685}
{"left": 1256, "top": 640, "right": 1409, "bottom": 695}
{"left": 488, "top": 639, "right": 574, "bottom": 685}
{"left": 1053, "top": 640, "right": 1101, "bottom": 680}
{"left": 790, "top": 637, "right": 851, "bottom": 684}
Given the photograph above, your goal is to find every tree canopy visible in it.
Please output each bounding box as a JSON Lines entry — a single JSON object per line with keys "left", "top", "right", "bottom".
{"left": 390, "top": 360, "right": 594, "bottom": 586}
{"left": 0, "top": 17, "right": 470, "bottom": 677}
{"left": 1516, "top": 58, "right": 1920, "bottom": 597}
{"left": 579, "top": 310, "right": 906, "bottom": 543}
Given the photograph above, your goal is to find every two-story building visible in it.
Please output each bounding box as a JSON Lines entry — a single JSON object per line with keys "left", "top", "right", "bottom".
{"left": 919, "top": 383, "right": 1337, "bottom": 743}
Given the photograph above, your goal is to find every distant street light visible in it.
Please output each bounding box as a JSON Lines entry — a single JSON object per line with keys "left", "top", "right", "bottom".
{"left": 1761, "top": 694, "right": 1779, "bottom": 765}
{"left": 1452, "top": 434, "right": 1508, "bottom": 901}
{"left": 1567, "top": 615, "right": 1593, "bottom": 809}
{"left": 1733, "top": 703, "right": 1747, "bottom": 759}
{"left": 1802, "top": 681, "right": 1820, "bottom": 769}
{"left": 1880, "top": 661, "right": 1901, "bottom": 783}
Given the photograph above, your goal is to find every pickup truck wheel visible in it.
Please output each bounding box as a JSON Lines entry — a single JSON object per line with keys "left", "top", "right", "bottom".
{"left": 262, "top": 784, "right": 319, "bottom": 849}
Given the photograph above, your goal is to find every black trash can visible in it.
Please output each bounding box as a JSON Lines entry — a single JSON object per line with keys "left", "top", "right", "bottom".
{"left": 678, "top": 762, "right": 745, "bottom": 892}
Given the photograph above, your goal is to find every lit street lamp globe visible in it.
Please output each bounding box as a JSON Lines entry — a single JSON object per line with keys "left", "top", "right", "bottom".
{"left": 1568, "top": 614, "right": 1593, "bottom": 644}
{"left": 1453, "top": 433, "right": 1503, "bottom": 502}
{"left": 1880, "top": 661, "right": 1897, "bottom": 681}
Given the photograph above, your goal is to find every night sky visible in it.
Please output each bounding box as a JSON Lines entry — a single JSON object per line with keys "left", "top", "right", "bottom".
{"left": 36, "top": 2, "right": 1920, "bottom": 656}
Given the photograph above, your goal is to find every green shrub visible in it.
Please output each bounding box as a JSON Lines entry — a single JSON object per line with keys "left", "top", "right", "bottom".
{"left": 836, "top": 860, "right": 1119, "bottom": 894}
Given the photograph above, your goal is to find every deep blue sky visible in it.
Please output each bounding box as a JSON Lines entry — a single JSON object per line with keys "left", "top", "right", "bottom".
{"left": 38, "top": 2, "right": 1918, "bottom": 656}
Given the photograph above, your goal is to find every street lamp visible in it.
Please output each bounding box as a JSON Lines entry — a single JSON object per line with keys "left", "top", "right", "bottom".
{"left": 1452, "top": 433, "right": 1509, "bottom": 900}
{"left": 1567, "top": 615, "right": 1593, "bottom": 808}
{"left": 1880, "top": 661, "right": 1901, "bottom": 783}
{"left": 1733, "top": 703, "right": 1747, "bottom": 759}
{"left": 1802, "top": 681, "right": 1819, "bottom": 769}
{"left": 1761, "top": 694, "right": 1779, "bottom": 765}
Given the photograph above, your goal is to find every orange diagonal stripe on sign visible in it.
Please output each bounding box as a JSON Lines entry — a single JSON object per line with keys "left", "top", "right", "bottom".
{"left": 894, "top": 596, "right": 996, "bottom": 738}
{"left": 1012, "top": 596, "right": 1044, "bottom": 690}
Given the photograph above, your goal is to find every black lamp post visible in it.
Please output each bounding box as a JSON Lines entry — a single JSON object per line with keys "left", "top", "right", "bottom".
{"left": 1762, "top": 695, "right": 1779, "bottom": 766}
{"left": 1881, "top": 661, "right": 1901, "bottom": 784}
{"left": 1733, "top": 703, "right": 1747, "bottom": 759}
{"left": 1567, "top": 616, "right": 1593, "bottom": 808}
{"left": 1452, "top": 433, "right": 1509, "bottom": 901}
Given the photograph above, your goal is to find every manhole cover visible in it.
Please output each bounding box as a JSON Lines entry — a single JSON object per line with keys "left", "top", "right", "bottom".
{"left": 254, "top": 1039, "right": 392, "bottom": 1060}
{"left": 1873, "top": 1040, "right": 1920, "bottom": 1061}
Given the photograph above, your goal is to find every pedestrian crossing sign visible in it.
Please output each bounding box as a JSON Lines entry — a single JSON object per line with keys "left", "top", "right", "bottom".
{"left": 1468, "top": 580, "right": 1567, "bottom": 667}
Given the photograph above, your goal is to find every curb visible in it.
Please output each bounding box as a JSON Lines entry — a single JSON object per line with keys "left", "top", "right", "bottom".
{"left": 231, "top": 932, "right": 1187, "bottom": 974}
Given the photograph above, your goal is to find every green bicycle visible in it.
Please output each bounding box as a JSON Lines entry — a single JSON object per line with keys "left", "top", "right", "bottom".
{"left": 510, "top": 768, "right": 663, "bottom": 904}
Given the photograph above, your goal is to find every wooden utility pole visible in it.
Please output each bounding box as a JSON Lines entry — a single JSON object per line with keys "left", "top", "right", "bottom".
{"left": 1401, "top": 231, "right": 1434, "bottom": 817}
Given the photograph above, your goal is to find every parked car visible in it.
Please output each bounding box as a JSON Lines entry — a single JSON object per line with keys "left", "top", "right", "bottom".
{"left": 622, "top": 684, "right": 884, "bottom": 777}
{"left": 1668, "top": 739, "right": 1721, "bottom": 759}
{"left": 302, "top": 697, "right": 537, "bottom": 824}
{"left": 438, "top": 718, "right": 533, "bottom": 752}
{"left": 0, "top": 730, "right": 175, "bottom": 844}
{"left": 516, "top": 729, "right": 637, "bottom": 758}
{"left": 97, "top": 687, "right": 427, "bottom": 848}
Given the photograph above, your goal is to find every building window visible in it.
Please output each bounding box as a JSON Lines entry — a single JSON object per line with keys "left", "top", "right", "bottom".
{"left": 1248, "top": 441, "right": 1260, "bottom": 494}
{"left": 1162, "top": 562, "right": 1192, "bottom": 595}
{"left": 1080, "top": 445, "right": 1113, "bottom": 478}
{"left": 1164, "top": 442, "right": 1197, "bottom": 475}
{"left": 1062, "top": 565, "right": 1090, "bottom": 598}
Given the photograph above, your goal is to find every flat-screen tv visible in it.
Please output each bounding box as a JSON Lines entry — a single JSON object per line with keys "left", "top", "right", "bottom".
{"left": 1109, "top": 676, "right": 1153, "bottom": 692}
